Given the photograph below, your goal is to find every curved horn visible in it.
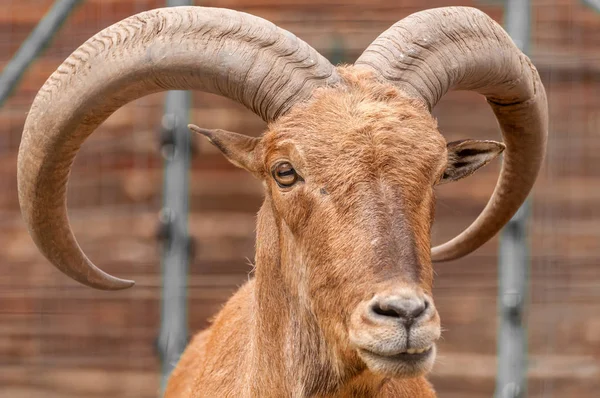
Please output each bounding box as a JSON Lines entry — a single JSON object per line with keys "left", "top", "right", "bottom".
{"left": 355, "top": 6, "right": 547, "bottom": 262}
{"left": 17, "top": 6, "right": 339, "bottom": 290}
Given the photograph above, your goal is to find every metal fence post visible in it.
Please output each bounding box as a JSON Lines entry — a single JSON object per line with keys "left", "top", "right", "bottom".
{"left": 0, "top": 0, "right": 83, "bottom": 107}
{"left": 495, "top": 1, "right": 531, "bottom": 397}
{"left": 156, "top": 1, "right": 194, "bottom": 394}
{"left": 582, "top": 0, "right": 600, "bottom": 12}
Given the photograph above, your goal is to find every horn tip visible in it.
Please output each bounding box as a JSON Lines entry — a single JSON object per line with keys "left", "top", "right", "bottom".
{"left": 92, "top": 277, "right": 136, "bottom": 291}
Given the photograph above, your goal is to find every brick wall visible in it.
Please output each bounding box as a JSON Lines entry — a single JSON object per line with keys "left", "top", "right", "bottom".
{"left": 1, "top": 1, "right": 599, "bottom": 397}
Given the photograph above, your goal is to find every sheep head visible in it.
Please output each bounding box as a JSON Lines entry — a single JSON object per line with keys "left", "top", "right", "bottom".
{"left": 189, "top": 68, "right": 506, "bottom": 378}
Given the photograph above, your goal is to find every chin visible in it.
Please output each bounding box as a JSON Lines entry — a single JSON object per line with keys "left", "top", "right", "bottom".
{"left": 358, "top": 344, "right": 436, "bottom": 379}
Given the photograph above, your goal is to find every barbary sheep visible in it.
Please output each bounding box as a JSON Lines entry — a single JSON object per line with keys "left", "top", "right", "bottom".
{"left": 17, "top": 6, "right": 547, "bottom": 397}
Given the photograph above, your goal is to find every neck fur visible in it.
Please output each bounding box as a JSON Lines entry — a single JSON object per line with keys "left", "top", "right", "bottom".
{"left": 248, "top": 198, "right": 384, "bottom": 397}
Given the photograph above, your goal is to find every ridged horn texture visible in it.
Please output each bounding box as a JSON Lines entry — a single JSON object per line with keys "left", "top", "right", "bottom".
{"left": 17, "top": 6, "right": 339, "bottom": 290}
{"left": 355, "top": 6, "right": 548, "bottom": 262}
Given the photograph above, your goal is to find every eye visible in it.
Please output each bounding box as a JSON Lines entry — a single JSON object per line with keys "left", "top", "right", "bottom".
{"left": 272, "top": 161, "right": 300, "bottom": 188}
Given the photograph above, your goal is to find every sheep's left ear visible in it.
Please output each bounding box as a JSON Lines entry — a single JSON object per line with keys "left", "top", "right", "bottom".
{"left": 438, "top": 139, "right": 506, "bottom": 185}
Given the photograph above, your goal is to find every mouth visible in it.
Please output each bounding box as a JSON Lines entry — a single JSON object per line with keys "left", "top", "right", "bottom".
{"left": 357, "top": 345, "right": 436, "bottom": 377}
{"left": 361, "top": 345, "right": 433, "bottom": 363}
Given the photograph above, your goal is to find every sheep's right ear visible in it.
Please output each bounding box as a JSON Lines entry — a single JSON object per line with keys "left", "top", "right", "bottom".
{"left": 189, "top": 124, "right": 261, "bottom": 175}
{"left": 438, "top": 139, "right": 505, "bottom": 184}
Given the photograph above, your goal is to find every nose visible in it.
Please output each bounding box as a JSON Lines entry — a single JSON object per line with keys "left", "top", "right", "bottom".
{"left": 370, "top": 294, "right": 428, "bottom": 324}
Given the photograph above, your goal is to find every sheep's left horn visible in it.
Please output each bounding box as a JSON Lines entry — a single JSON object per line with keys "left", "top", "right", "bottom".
{"left": 355, "top": 6, "right": 548, "bottom": 261}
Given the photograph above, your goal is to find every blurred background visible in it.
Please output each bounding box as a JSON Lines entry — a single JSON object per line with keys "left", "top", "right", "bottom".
{"left": 1, "top": 0, "right": 599, "bottom": 397}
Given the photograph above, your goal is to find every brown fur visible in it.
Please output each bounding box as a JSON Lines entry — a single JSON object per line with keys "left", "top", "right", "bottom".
{"left": 165, "top": 66, "right": 502, "bottom": 397}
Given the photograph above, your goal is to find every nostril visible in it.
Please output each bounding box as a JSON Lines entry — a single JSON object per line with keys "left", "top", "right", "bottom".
{"left": 372, "top": 303, "right": 403, "bottom": 318}
{"left": 370, "top": 297, "right": 428, "bottom": 321}
{"left": 413, "top": 299, "right": 428, "bottom": 318}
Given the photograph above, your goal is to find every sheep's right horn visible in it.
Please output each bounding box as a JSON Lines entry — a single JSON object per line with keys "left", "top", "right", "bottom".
{"left": 356, "top": 6, "right": 548, "bottom": 261}
{"left": 18, "top": 6, "right": 339, "bottom": 290}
